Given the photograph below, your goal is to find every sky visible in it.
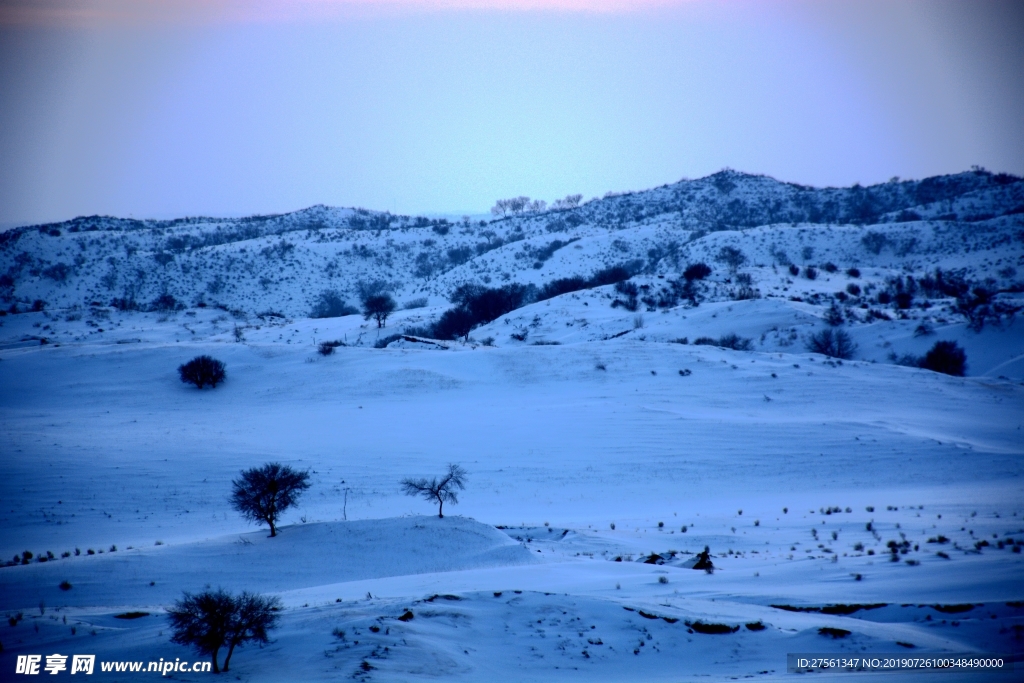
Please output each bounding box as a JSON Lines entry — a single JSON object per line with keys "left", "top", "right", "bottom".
{"left": 0, "top": 0, "right": 1022, "bottom": 227}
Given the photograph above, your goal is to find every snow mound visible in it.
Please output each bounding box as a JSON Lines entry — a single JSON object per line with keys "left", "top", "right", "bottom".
{"left": 1, "top": 516, "right": 536, "bottom": 610}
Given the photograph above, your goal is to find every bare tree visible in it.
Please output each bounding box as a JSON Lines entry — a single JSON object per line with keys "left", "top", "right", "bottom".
{"left": 168, "top": 590, "right": 234, "bottom": 673}
{"left": 491, "top": 199, "right": 512, "bottom": 217}
{"left": 231, "top": 463, "right": 311, "bottom": 537}
{"left": 222, "top": 592, "right": 280, "bottom": 672}
{"left": 168, "top": 590, "right": 280, "bottom": 673}
{"left": 491, "top": 196, "right": 531, "bottom": 217}
{"left": 362, "top": 293, "right": 397, "bottom": 328}
{"left": 401, "top": 464, "right": 467, "bottom": 518}
{"left": 551, "top": 194, "right": 583, "bottom": 210}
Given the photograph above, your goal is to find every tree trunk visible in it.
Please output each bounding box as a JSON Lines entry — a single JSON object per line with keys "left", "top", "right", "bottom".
{"left": 211, "top": 648, "right": 220, "bottom": 674}
{"left": 437, "top": 496, "right": 444, "bottom": 518}
{"left": 269, "top": 518, "right": 277, "bottom": 537}
{"left": 223, "top": 642, "right": 237, "bottom": 672}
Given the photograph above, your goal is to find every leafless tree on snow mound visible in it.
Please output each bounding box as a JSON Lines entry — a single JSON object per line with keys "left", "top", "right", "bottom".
{"left": 401, "top": 464, "right": 467, "bottom": 518}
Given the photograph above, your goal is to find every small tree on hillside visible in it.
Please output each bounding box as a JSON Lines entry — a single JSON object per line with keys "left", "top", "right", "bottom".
{"left": 362, "top": 293, "right": 397, "bottom": 328}
{"left": 806, "top": 328, "right": 856, "bottom": 359}
{"left": 716, "top": 246, "right": 747, "bottom": 272}
{"left": 231, "top": 463, "right": 311, "bottom": 537}
{"left": 168, "top": 589, "right": 280, "bottom": 674}
{"left": 401, "top": 464, "right": 467, "bottom": 518}
{"left": 824, "top": 302, "right": 844, "bottom": 326}
{"left": 178, "top": 356, "right": 226, "bottom": 389}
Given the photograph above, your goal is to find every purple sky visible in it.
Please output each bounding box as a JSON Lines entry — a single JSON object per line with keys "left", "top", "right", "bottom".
{"left": 1, "top": 0, "right": 1022, "bottom": 226}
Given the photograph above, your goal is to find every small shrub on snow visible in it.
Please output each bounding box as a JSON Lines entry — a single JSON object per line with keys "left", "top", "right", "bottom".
{"left": 612, "top": 281, "right": 640, "bottom": 312}
{"left": 919, "top": 340, "right": 966, "bottom": 376}
{"left": 178, "top": 356, "right": 226, "bottom": 389}
{"left": 310, "top": 290, "right": 357, "bottom": 319}
{"left": 403, "top": 297, "right": 428, "bottom": 310}
{"left": 861, "top": 232, "right": 888, "bottom": 255}
{"left": 806, "top": 328, "right": 856, "bottom": 359}
{"left": 819, "top": 627, "right": 851, "bottom": 639}
{"left": 687, "top": 620, "right": 737, "bottom": 634}
{"left": 788, "top": 264, "right": 800, "bottom": 276}
{"left": 683, "top": 262, "right": 712, "bottom": 281}
{"left": 150, "top": 293, "right": 181, "bottom": 312}
{"left": 692, "top": 334, "right": 752, "bottom": 351}
{"left": 716, "top": 246, "right": 747, "bottom": 271}
{"left": 824, "top": 303, "right": 844, "bottom": 326}
{"left": 846, "top": 267, "right": 861, "bottom": 278}
{"left": 373, "top": 334, "right": 402, "bottom": 349}
{"left": 317, "top": 340, "right": 344, "bottom": 356}
{"left": 717, "top": 334, "right": 753, "bottom": 351}
{"left": 846, "top": 283, "right": 861, "bottom": 296}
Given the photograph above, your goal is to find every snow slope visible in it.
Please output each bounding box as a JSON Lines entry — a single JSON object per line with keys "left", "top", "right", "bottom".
{"left": 1, "top": 170, "right": 1022, "bottom": 681}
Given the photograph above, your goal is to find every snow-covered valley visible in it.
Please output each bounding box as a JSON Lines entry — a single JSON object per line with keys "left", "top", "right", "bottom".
{"left": 1, "top": 170, "right": 1023, "bottom": 681}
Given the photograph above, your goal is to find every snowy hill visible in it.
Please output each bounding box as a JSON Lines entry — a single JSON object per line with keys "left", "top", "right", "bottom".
{"left": 1, "top": 170, "right": 1022, "bottom": 681}
{"left": 2, "top": 169, "right": 1021, "bottom": 317}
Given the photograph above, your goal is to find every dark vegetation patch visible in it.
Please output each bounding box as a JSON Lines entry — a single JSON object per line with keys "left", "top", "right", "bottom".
{"left": 930, "top": 604, "right": 975, "bottom": 614}
{"left": 424, "top": 264, "right": 637, "bottom": 340}
{"left": 177, "top": 355, "right": 226, "bottom": 389}
{"left": 818, "top": 627, "right": 851, "bottom": 639}
{"left": 771, "top": 603, "right": 885, "bottom": 616}
{"left": 317, "top": 340, "right": 345, "bottom": 355}
{"left": 310, "top": 290, "right": 358, "bottom": 319}
{"left": 692, "top": 334, "right": 753, "bottom": 351}
{"left": 806, "top": 328, "right": 856, "bottom": 359}
{"left": 373, "top": 334, "right": 403, "bottom": 349}
{"left": 114, "top": 612, "right": 150, "bottom": 620}
{"left": 687, "top": 621, "right": 739, "bottom": 634}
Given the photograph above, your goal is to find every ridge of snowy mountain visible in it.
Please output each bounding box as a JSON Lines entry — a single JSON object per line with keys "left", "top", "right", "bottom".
{"left": 1, "top": 169, "right": 1021, "bottom": 319}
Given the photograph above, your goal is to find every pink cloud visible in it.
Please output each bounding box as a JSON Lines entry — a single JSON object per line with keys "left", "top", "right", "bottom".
{"left": 0, "top": 0, "right": 692, "bottom": 26}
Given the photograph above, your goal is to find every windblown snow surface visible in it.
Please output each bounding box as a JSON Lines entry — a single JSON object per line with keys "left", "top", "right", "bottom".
{"left": 1, "top": 170, "right": 1023, "bottom": 681}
